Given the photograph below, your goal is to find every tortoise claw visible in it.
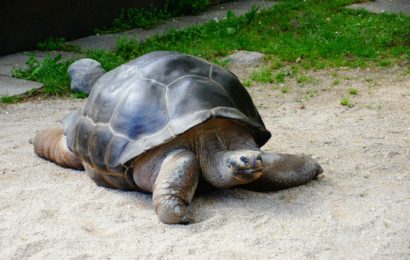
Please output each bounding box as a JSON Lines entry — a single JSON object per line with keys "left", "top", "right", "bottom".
{"left": 155, "top": 198, "right": 193, "bottom": 224}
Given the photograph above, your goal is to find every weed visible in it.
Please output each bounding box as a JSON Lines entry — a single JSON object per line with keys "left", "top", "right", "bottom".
{"left": 270, "top": 58, "right": 284, "bottom": 70}
{"left": 331, "top": 72, "right": 339, "bottom": 78}
{"left": 1, "top": 95, "right": 20, "bottom": 104}
{"left": 71, "top": 91, "right": 88, "bottom": 99}
{"left": 12, "top": 54, "right": 71, "bottom": 96}
{"left": 37, "top": 37, "right": 81, "bottom": 52}
{"left": 243, "top": 79, "right": 253, "bottom": 87}
{"left": 86, "top": 49, "right": 125, "bottom": 71}
{"left": 332, "top": 79, "right": 341, "bottom": 85}
{"left": 340, "top": 97, "right": 353, "bottom": 107}
{"left": 379, "top": 60, "right": 392, "bottom": 67}
{"left": 251, "top": 68, "right": 273, "bottom": 83}
{"left": 214, "top": 58, "right": 230, "bottom": 68}
{"left": 280, "top": 86, "right": 290, "bottom": 93}
{"left": 115, "top": 37, "right": 139, "bottom": 60}
{"left": 274, "top": 72, "right": 287, "bottom": 83}
{"left": 297, "top": 75, "right": 317, "bottom": 84}
{"left": 348, "top": 87, "right": 359, "bottom": 95}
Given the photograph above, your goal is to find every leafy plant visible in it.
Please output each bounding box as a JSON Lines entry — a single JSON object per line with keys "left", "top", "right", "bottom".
{"left": 243, "top": 79, "right": 253, "bottom": 87}
{"left": 340, "top": 97, "right": 353, "bottom": 107}
{"left": 12, "top": 54, "right": 71, "bottom": 96}
{"left": 251, "top": 68, "right": 274, "bottom": 83}
{"left": 115, "top": 37, "right": 139, "bottom": 60}
{"left": 348, "top": 87, "right": 359, "bottom": 95}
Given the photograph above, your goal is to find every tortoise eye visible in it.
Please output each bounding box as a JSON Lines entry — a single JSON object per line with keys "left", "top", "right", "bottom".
{"left": 240, "top": 156, "right": 249, "bottom": 164}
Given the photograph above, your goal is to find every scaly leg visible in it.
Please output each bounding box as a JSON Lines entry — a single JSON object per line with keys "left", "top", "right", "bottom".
{"left": 244, "top": 153, "right": 323, "bottom": 191}
{"left": 33, "top": 128, "right": 83, "bottom": 170}
{"left": 152, "top": 149, "right": 199, "bottom": 224}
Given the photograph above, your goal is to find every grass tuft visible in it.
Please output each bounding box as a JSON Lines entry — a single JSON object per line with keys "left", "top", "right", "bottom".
{"left": 12, "top": 54, "right": 71, "bottom": 96}
{"left": 280, "top": 86, "right": 290, "bottom": 93}
{"left": 348, "top": 87, "right": 359, "bottom": 95}
{"left": 37, "top": 37, "right": 81, "bottom": 52}
{"left": 1, "top": 95, "right": 20, "bottom": 104}
{"left": 340, "top": 97, "right": 353, "bottom": 107}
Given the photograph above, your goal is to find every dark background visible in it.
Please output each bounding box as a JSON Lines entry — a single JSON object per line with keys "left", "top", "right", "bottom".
{"left": 0, "top": 0, "right": 167, "bottom": 55}
{"left": 0, "top": 0, "right": 230, "bottom": 55}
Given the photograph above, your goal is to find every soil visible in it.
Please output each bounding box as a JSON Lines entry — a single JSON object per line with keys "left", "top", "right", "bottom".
{"left": 0, "top": 64, "right": 409, "bottom": 259}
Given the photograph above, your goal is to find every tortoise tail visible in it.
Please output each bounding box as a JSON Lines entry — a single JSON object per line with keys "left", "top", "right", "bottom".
{"left": 33, "top": 128, "right": 83, "bottom": 170}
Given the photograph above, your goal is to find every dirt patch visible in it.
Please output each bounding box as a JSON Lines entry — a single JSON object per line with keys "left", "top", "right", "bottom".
{"left": 0, "top": 66, "right": 409, "bottom": 258}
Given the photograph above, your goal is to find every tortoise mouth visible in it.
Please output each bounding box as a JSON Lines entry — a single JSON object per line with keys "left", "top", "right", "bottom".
{"left": 233, "top": 167, "right": 263, "bottom": 182}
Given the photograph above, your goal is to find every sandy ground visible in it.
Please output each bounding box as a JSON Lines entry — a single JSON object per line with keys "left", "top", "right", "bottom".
{"left": 0, "top": 64, "right": 409, "bottom": 259}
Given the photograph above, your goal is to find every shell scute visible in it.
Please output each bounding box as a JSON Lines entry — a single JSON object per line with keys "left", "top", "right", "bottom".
{"left": 135, "top": 52, "right": 211, "bottom": 85}
{"left": 74, "top": 117, "right": 94, "bottom": 164}
{"left": 110, "top": 80, "right": 168, "bottom": 139}
{"left": 167, "top": 76, "right": 234, "bottom": 119}
{"left": 88, "top": 125, "right": 114, "bottom": 170}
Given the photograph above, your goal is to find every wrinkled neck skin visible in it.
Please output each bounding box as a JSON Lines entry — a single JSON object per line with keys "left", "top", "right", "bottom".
{"left": 132, "top": 119, "right": 262, "bottom": 191}
{"left": 195, "top": 120, "right": 261, "bottom": 188}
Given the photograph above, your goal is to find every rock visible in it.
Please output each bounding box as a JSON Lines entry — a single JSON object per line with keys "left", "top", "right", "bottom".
{"left": 68, "top": 58, "right": 105, "bottom": 94}
{"left": 223, "top": 51, "right": 264, "bottom": 65}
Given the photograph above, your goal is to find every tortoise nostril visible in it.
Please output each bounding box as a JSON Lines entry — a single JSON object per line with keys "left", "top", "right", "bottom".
{"left": 227, "top": 159, "right": 236, "bottom": 168}
{"left": 240, "top": 156, "right": 249, "bottom": 164}
{"left": 256, "top": 155, "right": 262, "bottom": 161}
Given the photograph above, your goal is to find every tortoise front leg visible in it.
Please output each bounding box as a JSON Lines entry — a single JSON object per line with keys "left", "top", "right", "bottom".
{"left": 153, "top": 149, "right": 199, "bottom": 224}
{"left": 244, "top": 153, "right": 323, "bottom": 191}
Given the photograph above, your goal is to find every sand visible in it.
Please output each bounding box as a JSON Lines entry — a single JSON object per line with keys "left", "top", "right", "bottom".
{"left": 0, "top": 65, "right": 409, "bottom": 259}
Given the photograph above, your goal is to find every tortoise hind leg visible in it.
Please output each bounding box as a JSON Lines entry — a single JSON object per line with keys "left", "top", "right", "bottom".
{"left": 152, "top": 149, "right": 199, "bottom": 224}
{"left": 33, "top": 128, "right": 83, "bottom": 170}
{"left": 244, "top": 153, "right": 323, "bottom": 191}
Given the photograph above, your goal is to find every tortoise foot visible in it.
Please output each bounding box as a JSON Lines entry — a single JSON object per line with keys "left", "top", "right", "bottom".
{"left": 155, "top": 198, "right": 192, "bottom": 224}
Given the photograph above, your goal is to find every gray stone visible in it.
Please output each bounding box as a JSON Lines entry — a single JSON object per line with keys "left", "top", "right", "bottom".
{"left": 0, "top": 75, "right": 42, "bottom": 96}
{"left": 68, "top": 58, "right": 105, "bottom": 94}
{"left": 347, "top": 0, "right": 410, "bottom": 15}
{"left": 223, "top": 51, "right": 264, "bottom": 65}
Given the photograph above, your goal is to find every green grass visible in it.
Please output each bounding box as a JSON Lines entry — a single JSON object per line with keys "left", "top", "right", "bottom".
{"left": 297, "top": 75, "right": 317, "bottom": 84}
{"left": 12, "top": 54, "right": 72, "bottom": 96}
{"left": 280, "top": 86, "right": 290, "bottom": 93}
{"left": 13, "top": 0, "right": 410, "bottom": 98}
{"left": 37, "top": 37, "right": 81, "bottom": 52}
{"left": 251, "top": 67, "right": 274, "bottom": 83}
{"left": 332, "top": 79, "right": 341, "bottom": 85}
{"left": 340, "top": 97, "right": 353, "bottom": 107}
{"left": 348, "top": 87, "right": 359, "bottom": 95}
{"left": 243, "top": 79, "right": 253, "bottom": 88}
{"left": 1, "top": 95, "right": 20, "bottom": 104}
{"left": 71, "top": 91, "right": 88, "bottom": 99}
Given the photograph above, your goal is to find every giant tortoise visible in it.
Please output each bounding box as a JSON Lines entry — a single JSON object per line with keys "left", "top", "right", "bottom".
{"left": 33, "top": 51, "right": 323, "bottom": 224}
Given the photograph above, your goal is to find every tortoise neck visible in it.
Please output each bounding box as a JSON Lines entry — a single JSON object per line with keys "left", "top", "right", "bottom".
{"left": 194, "top": 119, "right": 259, "bottom": 188}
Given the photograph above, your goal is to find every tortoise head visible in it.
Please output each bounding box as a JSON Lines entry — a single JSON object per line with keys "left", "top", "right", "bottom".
{"left": 68, "top": 58, "right": 106, "bottom": 94}
{"left": 225, "top": 149, "right": 263, "bottom": 184}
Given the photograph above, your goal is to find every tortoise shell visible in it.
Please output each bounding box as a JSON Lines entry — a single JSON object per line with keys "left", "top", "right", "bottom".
{"left": 64, "top": 51, "right": 271, "bottom": 188}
